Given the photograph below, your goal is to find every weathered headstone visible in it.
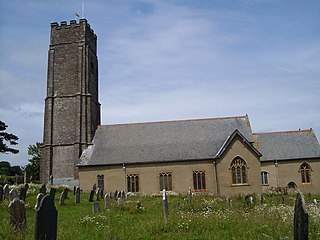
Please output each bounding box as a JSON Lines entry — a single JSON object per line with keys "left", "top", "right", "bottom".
{"left": 294, "top": 192, "right": 308, "bottom": 240}
{"left": 39, "top": 184, "right": 46, "bottom": 195}
{"left": 312, "top": 199, "right": 318, "bottom": 207}
{"left": 114, "top": 189, "right": 118, "bottom": 199}
{"left": 89, "top": 190, "right": 95, "bottom": 202}
{"left": 260, "top": 194, "right": 265, "bottom": 205}
{"left": 50, "top": 188, "right": 56, "bottom": 201}
{"left": 117, "top": 191, "right": 121, "bottom": 200}
{"left": 35, "top": 195, "right": 58, "bottom": 240}
{"left": 96, "top": 188, "right": 100, "bottom": 201}
{"left": 73, "top": 186, "right": 76, "bottom": 195}
{"left": 188, "top": 187, "right": 193, "bottom": 204}
{"left": 120, "top": 190, "right": 126, "bottom": 200}
{"left": 9, "top": 189, "right": 19, "bottom": 201}
{"left": 59, "top": 192, "right": 65, "bottom": 206}
{"left": 104, "top": 194, "right": 110, "bottom": 209}
{"left": 226, "top": 197, "right": 232, "bottom": 208}
{"left": 162, "top": 189, "right": 169, "bottom": 224}
{"left": 3, "top": 184, "right": 10, "bottom": 200}
{"left": 62, "top": 188, "right": 69, "bottom": 199}
{"left": 35, "top": 193, "right": 45, "bottom": 210}
{"left": 20, "top": 187, "right": 27, "bottom": 202}
{"left": 92, "top": 202, "right": 101, "bottom": 213}
{"left": 92, "top": 183, "right": 97, "bottom": 192}
{"left": 0, "top": 185, "right": 4, "bottom": 202}
{"left": 75, "top": 187, "right": 80, "bottom": 204}
{"left": 8, "top": 198, "right": 26, "bottom": 230}
{"left": 100, "top": 188, "right": 104, "bottom": 198}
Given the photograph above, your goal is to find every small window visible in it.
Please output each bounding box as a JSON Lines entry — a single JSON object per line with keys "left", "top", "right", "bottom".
{"left": 97, "top": 174, "right": 104, "bottom": 189}
{"left": 261, "top": 171, "right": 269, "bottom": 185}
{"left": 230, "top": 157, "right": 248, "bottom": 185}
{"left": 300, "top": 162, "right": 311, "bottom": 183}
{"left": 193, "top": 171, "right": 206, "bottom": 191}
{"left": 127, "top": 174, "right": 139, "bottom": 192}
{"left": 159, "top": 172, "right": 172, "bottom": 191}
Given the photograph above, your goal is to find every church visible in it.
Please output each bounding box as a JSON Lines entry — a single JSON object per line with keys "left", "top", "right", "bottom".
{"left": 40, "top": 19, "right": 320, "bottom": 196}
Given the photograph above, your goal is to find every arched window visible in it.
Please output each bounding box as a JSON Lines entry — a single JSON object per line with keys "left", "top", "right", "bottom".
{"left": 261, "top": 171, "right": 269, "bottom": 185}
{"left": 230, "top": 157, "right": 248, "bottom": 184}
{"left": 193, "top": 171, "right": 206, "bottom": 191}
{"left": 159, "top": 172, "right": 172, "bottom": 191}
{"left": 300, "top": 162, "right": 311, "bottom": 183}
{"left": 97, "top": 174, "right": 104, "bottom": 189}
{"left": 127, "top": 174, "right": 139, "bottom": 192}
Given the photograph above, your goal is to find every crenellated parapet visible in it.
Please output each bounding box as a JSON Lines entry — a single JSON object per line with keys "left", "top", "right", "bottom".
{"left": 50, "top": 19, "right": 97, "bottom": 52}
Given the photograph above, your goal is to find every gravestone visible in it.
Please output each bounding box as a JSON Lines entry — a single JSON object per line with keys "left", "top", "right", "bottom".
{"left": 104, "top": 194, "right": 110, "bottom": 209}
{"left": 49, "top": 175, "right": 53, "bottom": 185}
{"left": 75, "top": 187, "right": 80, "bottom": 204}
{"left": 8, "top": 198, "right": 26, "bottom": 230}
{"left": 62, "top": 188, "right": 69, "bottom": 199}
{"left": 92, "top": 184, "right": 97, "bottom": 192}
{"left": 260, "top": 194, "right": 265, "bottom": 205}
{"left": 59, "top": 192, "right": 65, "bottom": 206}
{"left": 89, "top": 190, "right": 95, "bottom": 202}
{"left": 39, "top": 184, "right": 46, "bottom": 195}
{"left": 73, "top": 186, "right": 76, "bottom": 195}
{"left": 294, "top": 192, "right": 308, "bottom": 240}
{"left": 188, "top": 187, "right": 193, "bottom": 204}
{"left": 96, "top": 188, "right": 100, "bottom": 201}
{"left": 114, "top": 189, "right": 118, "bottom": 199}
{"left": 117, "top": 191, "right": 121, "bottom": 200}
{"left": 226, "top": 197, "right": 232, "bottom": 208}
{"left": 3, "top": 184, "right": 10, "bottom": 200}
{"left": 0, "top": 185, "right": 3, "bottom": 202}
{"left": 20, "top": 187, "right": 27, "bottom": 202}
{"left": 50, "top": 188, "right": 56, "bottom": 201}
{"left": 100, "top": 188, "right": 104, "bottom": 198}
{"left": 9, "top": 189, "right": 19, "bottom": 201}
{"left": 35, "top": 195, "right": 58, "bottom": 240}
{"left": 35, "top": 193, "right": 45, "bottom": 210}
{"left": 24, "top": 183, "right": 29, "bottom": 190}
{"left": 312, "top": 199, "right": 318, "bottom": 207}
{"left": 162, "top": 189, "right": 169, "bottom": 224}
{"left": 120, "top": 190, "right": 126, "bottom": 200}
{"left": 92, "top": 202, "right": 101, "bottom": 213}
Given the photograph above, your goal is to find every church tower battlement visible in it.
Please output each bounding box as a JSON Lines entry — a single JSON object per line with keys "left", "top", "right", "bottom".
{"left": 40, "top": 19, "right": 101, "bottom": 184}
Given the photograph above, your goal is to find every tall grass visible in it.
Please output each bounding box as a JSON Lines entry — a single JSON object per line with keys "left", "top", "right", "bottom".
{"left": 0, "top": 185, "right": 319, "bottom": 239}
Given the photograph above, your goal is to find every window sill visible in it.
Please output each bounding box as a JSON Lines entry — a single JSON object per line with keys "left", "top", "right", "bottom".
{"left": 231, "top": 183, "right": 250, "bottom": 187}
{"left": 262, "top": 184, "right": 269, "bottom": 186}
{"left": 193, "top": 189, "right": 207, "bottom": 192}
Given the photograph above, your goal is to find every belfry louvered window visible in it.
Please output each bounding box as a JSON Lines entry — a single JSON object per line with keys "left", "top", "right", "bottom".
{"left": 127, "top": 174, "right": 139, "bottom": 192}
{"left": 159, "top": 172, "right": 172, "bottom": 191}
{"left": 230, "top": 157, "right": 248, "bottom": 184}
{"left": 300, "top": 162, "right": 311, "bottom": 183}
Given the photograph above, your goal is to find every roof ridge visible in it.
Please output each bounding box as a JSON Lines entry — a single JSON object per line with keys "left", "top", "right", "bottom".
{"left": 253, "top": 129, "right": 313, "bottom": 135}
{"left": 102, "top": 115, "right": 248, "bottom": 127}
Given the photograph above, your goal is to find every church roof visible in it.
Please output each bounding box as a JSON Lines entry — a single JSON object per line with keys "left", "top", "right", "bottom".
{"left": 78, "top": 115, "right": 253, "bottom": 166}
{"left": 253, "top": 129, "right": 320, "bottom": 161}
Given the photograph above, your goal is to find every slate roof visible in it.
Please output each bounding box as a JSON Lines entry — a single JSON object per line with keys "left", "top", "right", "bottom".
{"left": 78, "top": 115, "right": 253, "bottom": 166}
{"left": 253, "top": 130, "right": 320, "bottom": 161}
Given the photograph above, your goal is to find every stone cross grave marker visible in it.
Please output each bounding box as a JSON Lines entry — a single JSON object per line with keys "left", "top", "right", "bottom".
{"left": 35, "top": 193, "right": 45, "bottom": 210}
{"left": 0, "top": 185, "right": 3, "bottom": 202}
{"left": 294, "top": 192, "right": 308, "bottom": 240}
{"left": 9, "top": 189, "right": 19, "bottom": 201}
{"left": 92, "top": 202, "right": 101, "bottom": 213}
{"left": 3, "top": 184, "right": 10, "bottom": 200}
{"left": 89, "top": 189, "right": 95, "bottom": 202}
{"left": 75, "top": 187, "right": 80, "bottom": 204}
{"left": 162, "top": 189, "right": 169, "bottom": 224}
{"left": 19, "top": 187, "right": 27, "bottom": 202}
{"left": 104, "top": 193, "right": 110, "bottom": 209}
{"left": 39, "top": 184, "right": 46, "bottom": 195}
{"left": 9, "top": 198, "right": 26, "bottom": 230}
{"left": 35, "top": 195, "right": 58, "bottom": 240}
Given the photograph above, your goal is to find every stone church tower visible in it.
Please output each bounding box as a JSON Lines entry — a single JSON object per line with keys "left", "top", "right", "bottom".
{"left": 40, "top": 19, "right": 100, "bottom": 183}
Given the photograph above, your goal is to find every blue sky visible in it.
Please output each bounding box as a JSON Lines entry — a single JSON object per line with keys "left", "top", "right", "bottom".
{"left": 1, "top": 0, "right": 320, "bottom": 166}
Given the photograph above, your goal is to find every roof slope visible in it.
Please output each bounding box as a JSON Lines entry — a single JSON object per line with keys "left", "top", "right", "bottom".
{"left": 253, "top": 130, "right": 320, "bottom": 161}
{"left": 79, "top": 115, "right": 253, "bottom": 166}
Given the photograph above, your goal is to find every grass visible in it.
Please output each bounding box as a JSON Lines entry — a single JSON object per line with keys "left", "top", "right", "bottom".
{"left": 1, "top": 185, "right": 320, "bottom": 239}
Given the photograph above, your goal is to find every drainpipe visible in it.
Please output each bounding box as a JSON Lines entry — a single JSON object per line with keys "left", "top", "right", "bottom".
{"left": 122, "top": 164, "right": 126, "bottom": 192}
{"left": 274, "top": 160, "right": 279, "bottom": 188}
{"left": 213, "top": 159, "right": 220, "bottom": 196}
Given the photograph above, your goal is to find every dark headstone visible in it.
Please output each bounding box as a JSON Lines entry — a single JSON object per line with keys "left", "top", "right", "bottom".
{"left": 92, "top": 202, "right": 101, "bottom": 213}
{"left": 3, "top": 184, "right": 10, "bottom": 200}
{"left": 162, "top": 189, "right": 169, "bottom": 224}
{"left": 59, "top": 192, "right": 65, "bottom": 206}
{"left": 49, "top": 175, "right": 53, "bottom": 185}
{"left": 117, "top": 191, "right": 121, "bottom": 200}
{"left": 20, "top": 187, "right": 27, "bottom": 202}
{"left": 75, "top": 187, "right": 80, "bottom": 204}
{"left": 294, "top": 192, "right": 308, "bottom": 240}
{"left": 9, "top": 189, "right": 19, "bottom": 201}
{"left": 39, "top": 184, "right": 46, "bottom": 195}
{"left": 62, "top": 188, "right": 69, "bottom": 199}
{"left": 120, "top": 190, "right": 126, "bottom": 200}
{"left": 8, "top": 198, "right": 26, "bottom": 230}
{"left": 104, "top": 194, "right": 110, "bottom": 209}
{"left": 92, "top": 184, "right": 97, "bottom": 192}
{"left": 35, "top": 193, "right": 45, "bottom": 210}
{"left": 0, "top": 185, "right": 4, "bottom": 202}
{"left": 73, "top": 186, "right": 76, "bottom": 195}
{"left": 24, "top": 183, "right": 29, "bottom": 190}
{"left": 100, "top": 188, "right": 104, "bottom": 198}
{"left": 89, "top": 190, "right": 95, "bottom": 202}
{"left": 96, "top": 188, "right": 100, "bottom": 201}
{"left": 114, "top": 189, "right": 118, "bottom": 199}
{"left": 49, "top": 188, "right": 56, "bottom": 201}
{"left": 35, "top": 195, "right": 58, "bottom": 240}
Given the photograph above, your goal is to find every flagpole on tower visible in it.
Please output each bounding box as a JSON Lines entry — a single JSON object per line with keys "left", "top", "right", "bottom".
{"left": 82, "top": 0, "right": 85, "bottom": 19}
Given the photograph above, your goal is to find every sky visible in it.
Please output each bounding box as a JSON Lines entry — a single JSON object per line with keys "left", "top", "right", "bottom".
{"left": 0, "top": 0, "right": 319, "bottom": 167}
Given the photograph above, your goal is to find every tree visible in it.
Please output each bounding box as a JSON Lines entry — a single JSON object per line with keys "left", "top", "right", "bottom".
{"left": 25, "top": 142, "right": 41, "bottom": 181}
{"left": 0, "top": 120, "right": 19, "bottom": 154}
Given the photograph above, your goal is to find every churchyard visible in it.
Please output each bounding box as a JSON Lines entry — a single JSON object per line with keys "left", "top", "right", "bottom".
{"left": 0, "top": 184, "right": 319, "bottom": 240}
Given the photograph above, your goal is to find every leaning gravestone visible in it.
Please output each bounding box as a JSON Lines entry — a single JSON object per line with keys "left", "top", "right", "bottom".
{"left": 20, "top": 187, "right": 27, "bottom": 202}
{"left": 0, "top": 185, "right": 3, "bottom": 202}
{"left": 35, "top": 195, "right": 58, "bottom": 240}
{"left": 3, "top": 184, "right": 10, "bottom": 200}
{"left": 89, "top": 190, "right": 95, "bottom": 202}
{"left": 104, "top": 194, "right": 110, "bottom": 209}
{"left": 9, "top": 189, "right": 19, "bottom": 201}
{"left": 39, "top": 184, "right": 46, "bottom": 195}
{"left": 93, "top": 202, "right": 101, "bottom": 213}
{"left": 75, "top": 187, "right": 80, "bottom": 204}
{"left": 294, "top": 192, "right": 308, "bottom": 240}
{"left": 9, "top": 198, "right": 26, "bottom": 230}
